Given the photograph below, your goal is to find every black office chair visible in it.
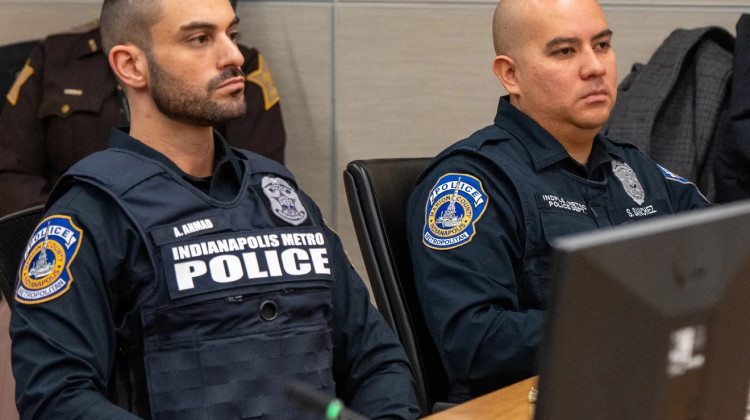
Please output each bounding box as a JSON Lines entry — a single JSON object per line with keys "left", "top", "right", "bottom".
{"left": 0, "top": 205, "right": 45, "bottom": 307}
{"left": 343, "top": 158, "right": 449, "bottom": 415}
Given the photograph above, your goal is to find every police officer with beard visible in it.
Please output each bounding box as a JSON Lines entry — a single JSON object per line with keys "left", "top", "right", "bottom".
{"left": 10, "top": 1, "right": 419, "bottom": 419}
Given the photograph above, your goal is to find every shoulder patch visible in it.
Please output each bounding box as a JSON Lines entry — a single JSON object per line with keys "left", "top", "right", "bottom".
{"left": 246, "top": 54, "right": 280, "bottom": 110}
{"left": 6, "top": 60, "right": 34, "bottom": 106}
{"left": 16, "top": 215, "right": 83, "bottom": 304}
{"left": 658, "top": 164, "right": 709, "bottom": 202}
{"left": 422, "top": 173, "right": 488, "bottom": 250}
{"left": 262, "top": 176, "right": 308, "bottom": 226}
{"left": 657, "top": 164, "right": 691, "bottom": 184}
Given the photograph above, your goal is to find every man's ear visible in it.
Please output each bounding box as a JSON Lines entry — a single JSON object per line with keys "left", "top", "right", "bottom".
{"left": 492, "top": 55, "right": 520, "bottom": 96}
{"left": 109, "top": 45, "right": 148, "bottom": 89}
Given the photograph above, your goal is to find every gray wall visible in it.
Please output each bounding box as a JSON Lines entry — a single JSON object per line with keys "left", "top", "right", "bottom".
{"left": 1, "top": 0, "right": 747, "bottom": 293}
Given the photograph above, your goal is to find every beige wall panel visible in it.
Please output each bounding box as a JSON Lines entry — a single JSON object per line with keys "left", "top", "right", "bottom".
{"left": 335, "top": 5, "right": 504, "bottom": 282}
{"left": 236, "top": 4, "right": 334, "bottom": 219}
{"left": 0, "top": 4, "right": 101, "bottom": 44}
{"left": 337, "top": 6, "right": 500, "bottom": 162}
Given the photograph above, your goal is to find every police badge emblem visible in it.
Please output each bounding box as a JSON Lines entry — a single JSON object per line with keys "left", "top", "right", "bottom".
{"left": 17, "top": 215, "right": 83, "bottom": 304}
{"left": 423, "top": 173, "right": 488, "bottom": 250}
{"left": 262, "top": 176, "right": 308, "bottom": 226}
{"left": 612, "top": 160, "right": 645, "bottom": 205}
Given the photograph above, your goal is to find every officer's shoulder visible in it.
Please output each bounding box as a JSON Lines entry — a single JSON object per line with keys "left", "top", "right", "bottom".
{"left": 427, "top": 125, "right": 514, "bottom": 171}
{"left": 47, "top": 174, "right": 122, "bottom": 219}
{"left": 433, "top": 124, "right": 512, "bottom": 160}
{"left": 234, "top": 148, "right": 298, "bottom": 184}
{"left": 53, "top": 149, "right": 167, "bottom": 204}
{"left": 601, "top": 134, "right": 641, "bottom": 152}
{"left": 69, "top": 148, "right": 157, "bottom": 178}
{"left": 416, "top": 127, "right": 510, "bottom": 190}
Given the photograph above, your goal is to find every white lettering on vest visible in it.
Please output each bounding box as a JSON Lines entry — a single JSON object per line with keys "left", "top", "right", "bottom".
{"left": 172, "top": 218, "right": 215, "bottom": 238}
{"left": 171, "top": 234, "right": 281, "bottom": 261}
{"left": 173, "top": 247, "right": 331, "bottom": 291}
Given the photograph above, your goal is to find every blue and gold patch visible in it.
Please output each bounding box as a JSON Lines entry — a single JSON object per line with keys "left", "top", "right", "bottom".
{"left": 16, "top": 215, "right": 83, "bottom": 304}
{"left": 423, "top": 173, "right": 488, "bottom": 250}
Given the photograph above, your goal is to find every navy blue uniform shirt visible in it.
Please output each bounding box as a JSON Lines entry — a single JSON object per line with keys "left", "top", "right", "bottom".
{"left": 10, "top": 128, "right": 419, "bottom": 419}
{"left": 406, "top": 97, "right": 710, "bottom": 403}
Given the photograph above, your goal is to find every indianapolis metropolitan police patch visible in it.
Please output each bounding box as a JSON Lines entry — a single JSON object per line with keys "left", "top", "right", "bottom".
{"left": 16, "top": 215, "right": 83, "bottom": 304}
{"left": 423, "top": 173, "right": 488, "bottom": 250}
{"left": 262, "top": 176, "right": 308, "bottom": 226}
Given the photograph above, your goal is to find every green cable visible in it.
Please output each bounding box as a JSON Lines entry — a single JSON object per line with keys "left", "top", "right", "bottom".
{"left": 325, "top": 399, "right": 343, "bottom": 420}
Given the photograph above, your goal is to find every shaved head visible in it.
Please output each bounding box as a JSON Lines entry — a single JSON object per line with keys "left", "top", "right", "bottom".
{"left": 492, "top": 0, "right": 525, "bottom": 56}
{"left": 100, "top": 0, "right": 164, "bottom": 54}
{"left": 493, "top": 0, "right": 604, "bottom": 57}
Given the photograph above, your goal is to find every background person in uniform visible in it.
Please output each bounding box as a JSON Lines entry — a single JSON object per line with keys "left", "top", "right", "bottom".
{"left": 10, "top": 0, "right": 419, "bottom": 418}
{"left": 0, "top": 20, "right": 285, "bottom": 218}
{"left": 406, "top": 0, "right": 710, "bottom": 403}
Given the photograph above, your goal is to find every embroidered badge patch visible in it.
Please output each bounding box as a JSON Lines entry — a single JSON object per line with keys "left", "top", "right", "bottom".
{"left": 262, "top": 176, "right": 308, "bottom": 226}
{"left": 246, "top": 54, "right": 280, "bottom": 110}
{"left": 613, "top": 160, "right": 645, "bottom": 205}
{"left": 16, "top": 215, "right": 83, "bottom": 304}
{"left": 423, "top": 173, "right": 488, "bottom": 250}
{"left": 6, "top": 60, "right": 34, "bottom": 106}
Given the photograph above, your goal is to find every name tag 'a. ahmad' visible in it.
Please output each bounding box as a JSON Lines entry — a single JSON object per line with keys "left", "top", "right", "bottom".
{"left": 161, "top": 227, "right": 333, "bottom": 300}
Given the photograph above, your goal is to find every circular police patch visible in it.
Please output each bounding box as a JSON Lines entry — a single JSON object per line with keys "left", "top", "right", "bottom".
{"left": 423, "top": 173, "right": 488, "bottom": 250}
{"left": 16, "top": 215, "right": 83, "bottom": 304}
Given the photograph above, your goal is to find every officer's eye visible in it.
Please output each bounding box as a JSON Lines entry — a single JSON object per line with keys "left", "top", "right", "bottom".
{"left": 554, "top": 47, "right": 574, "bottom": 57}
{"left": 189, "top": 34, "right": 209, "bottom": 46}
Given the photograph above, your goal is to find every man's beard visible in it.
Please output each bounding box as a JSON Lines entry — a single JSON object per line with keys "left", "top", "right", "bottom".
{"left": 147, "top": 53, "right": 247, "bottom": 126}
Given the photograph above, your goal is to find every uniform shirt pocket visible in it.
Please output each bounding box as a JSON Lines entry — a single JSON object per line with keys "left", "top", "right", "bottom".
{"left": 525, "top": 194, "right": 599, "bottom": 306}
{"left": 38, "top": 84, "right": 112, "bottom": 119}
{"left": 536, "top": 193, "right": 598, "bottom": 246}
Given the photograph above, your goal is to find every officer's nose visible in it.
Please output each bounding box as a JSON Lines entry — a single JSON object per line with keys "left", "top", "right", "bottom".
{"left": 580, "top": 48, "right": 606, "bottom": 80}
{"left": 218, "top": 34, "right": 244, "bottom": 70}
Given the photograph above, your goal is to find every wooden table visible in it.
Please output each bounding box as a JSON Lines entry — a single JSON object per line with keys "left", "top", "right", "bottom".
{"left": 422, "top": 376, "right": 538, "bottom": 420}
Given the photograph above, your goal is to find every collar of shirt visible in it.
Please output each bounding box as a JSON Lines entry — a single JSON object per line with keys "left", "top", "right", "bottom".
{"left": 493, "top": 96, "right": 627, "bottom": 179}
{"left": 108, "top": 127, "right": 244, "bottom": 200}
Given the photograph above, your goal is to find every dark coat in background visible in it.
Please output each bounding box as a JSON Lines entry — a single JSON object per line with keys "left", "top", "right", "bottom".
{"left": 603, "top": 26, "right": 735, "bottom": 201}
{"left": 714, "top": 14, "right": 750, "bottom": 203}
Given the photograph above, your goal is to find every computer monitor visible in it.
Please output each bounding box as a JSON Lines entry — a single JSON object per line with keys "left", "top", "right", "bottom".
{"left": 535, "top": 201, "right": 750, "bottom": 420}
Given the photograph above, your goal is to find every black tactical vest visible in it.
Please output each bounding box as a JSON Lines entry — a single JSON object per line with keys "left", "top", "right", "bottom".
{"left": 58, "top": 147, "right": 336, "bottom": 419}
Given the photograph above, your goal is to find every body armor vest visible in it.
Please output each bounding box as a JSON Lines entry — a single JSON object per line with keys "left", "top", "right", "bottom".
{"left": 57, "top": 147, "right": 336, "bottom": 419}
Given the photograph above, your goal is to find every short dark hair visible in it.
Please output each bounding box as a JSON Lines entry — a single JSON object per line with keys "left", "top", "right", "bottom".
{"left": 100, "top": 0, "right": 164, "bottom": 54}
